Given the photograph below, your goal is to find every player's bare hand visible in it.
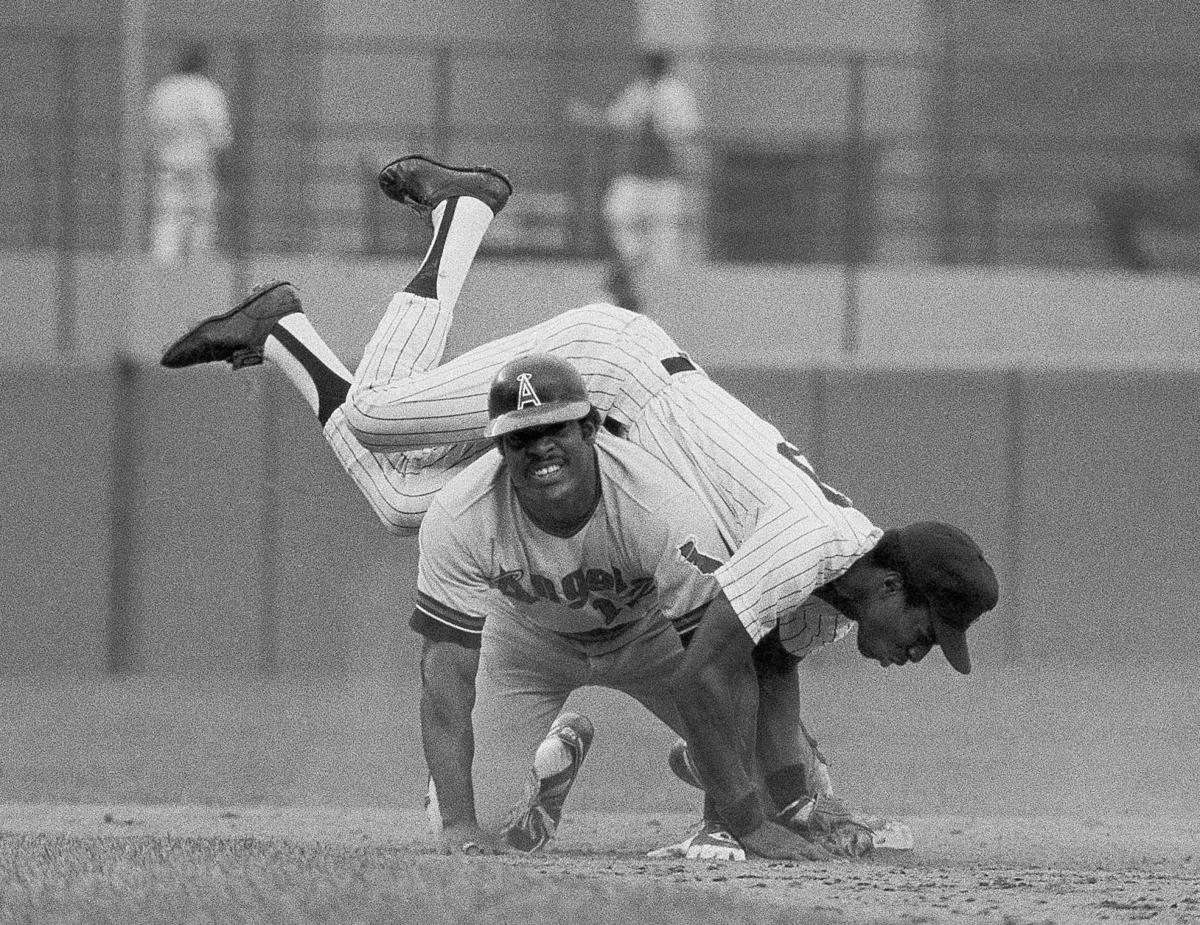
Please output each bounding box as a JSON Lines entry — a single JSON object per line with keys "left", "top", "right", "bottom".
{"left": 437, "top": 824, "right": 506, "bottom": 855}
{"left": 739, "top": 820, "right": 836, "bottom": 862}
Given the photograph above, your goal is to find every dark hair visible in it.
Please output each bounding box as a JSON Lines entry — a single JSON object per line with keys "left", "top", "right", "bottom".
{"left": 864, "top": 528, "right": 927, "bottom": 607}
{"left": 178, "top": 42, "right": 210, "bottom": 75}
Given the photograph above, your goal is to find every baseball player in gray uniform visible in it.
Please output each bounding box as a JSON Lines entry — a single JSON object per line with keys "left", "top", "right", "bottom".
{"left": 412, "top": 351, "right": 792, "bottom": 854}
{"left": 162, "top": 155, "right": 998, "bottom": 859}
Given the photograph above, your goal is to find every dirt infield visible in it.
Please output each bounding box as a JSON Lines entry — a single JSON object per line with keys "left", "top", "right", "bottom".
{"left": 3, "top": 804, "right": 1196, "bottom": 924}
{"left": 0, "top": 671, "right": 1195, "bottom": 923}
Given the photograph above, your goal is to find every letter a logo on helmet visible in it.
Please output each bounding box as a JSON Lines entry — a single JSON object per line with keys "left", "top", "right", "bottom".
{"left": 516, "top": 373, "right": 542, "bottom": 410}
{"left": 485, "top": 353, "right": 594, "bottom": 438}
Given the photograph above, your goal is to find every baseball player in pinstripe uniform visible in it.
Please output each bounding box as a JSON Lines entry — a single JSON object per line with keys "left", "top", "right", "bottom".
{"left": 162, "top": 155, "right": 999, "bottom": 860}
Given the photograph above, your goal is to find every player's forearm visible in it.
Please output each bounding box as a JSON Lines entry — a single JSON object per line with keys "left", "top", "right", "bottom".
{"left": 676, "top": 659, "right": 764, "bottom": 836}
{"left": 419, "top": 636, "right": 481, "bottom": 827}
{"left": 752, "top": 655, "right": 802, "bottom": 779}
{"left": 673, "top": 592, "right": 766, "bottom": 836}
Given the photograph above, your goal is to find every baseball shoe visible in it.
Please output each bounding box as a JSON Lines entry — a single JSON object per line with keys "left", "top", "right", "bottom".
{"left": 646, "top": 819, "right": 747, "bottom": 862}
{"left": 160, "top": 280, "right": 300, "bottom": 370}
{"left": 378, "top": 155, "right": 512, "bottom": 216}
{"left": 501, "top": 712, "right": 594, "bottom": 852}
{"left": 777, "top": 794, "right": 911, "bottom": 856}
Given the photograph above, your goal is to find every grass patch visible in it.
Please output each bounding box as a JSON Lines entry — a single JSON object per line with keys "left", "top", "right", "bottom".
{"left": 0, "top": 833, "right": 823, "bottom": 925}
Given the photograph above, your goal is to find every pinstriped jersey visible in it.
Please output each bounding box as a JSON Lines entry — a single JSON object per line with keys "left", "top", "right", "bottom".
{"left": 413, "top": 430, "right": 729, "bottom": 644}
{"left": 359, "top": 301, "right": 881, "bottom": 658}
{"left": 350, "top": 304, "right": 688, "bottom": 450}
{"left": 621, "top": 370, "right": 881, "bottom": 657}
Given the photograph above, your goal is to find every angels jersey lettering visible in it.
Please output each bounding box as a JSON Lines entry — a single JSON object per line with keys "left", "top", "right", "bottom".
{"left": 489, "top": 564, "right": 656, "bottom": 623}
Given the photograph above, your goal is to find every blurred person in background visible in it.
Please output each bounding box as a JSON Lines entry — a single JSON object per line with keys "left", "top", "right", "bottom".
{"left": 146, "top": 42, "right": 232, "bottom": 263}
{"left": 569, "top": 47, "right": 702, "bottom": 312}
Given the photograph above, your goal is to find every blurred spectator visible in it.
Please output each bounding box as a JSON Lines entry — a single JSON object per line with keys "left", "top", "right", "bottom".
{"left": 570, "top": 47, "right": 702, "bottom": 311}
{"left": 146, "top": 42, "right": 232, "bottom": 263}
{"left": 1095, "top": 115, "right": 1200, "bottom": 272}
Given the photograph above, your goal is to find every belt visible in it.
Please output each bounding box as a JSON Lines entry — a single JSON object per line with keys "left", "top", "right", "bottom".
{"left": 661, "top": 355, "right": 697, "bottom": 375}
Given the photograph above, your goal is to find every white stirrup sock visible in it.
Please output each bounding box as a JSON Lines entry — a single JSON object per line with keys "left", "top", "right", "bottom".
{"left": 424, "top": 196, "right": 495, "bottom": 311}
{"left": 265, "top": 313, "right": 352, "bottom": 420}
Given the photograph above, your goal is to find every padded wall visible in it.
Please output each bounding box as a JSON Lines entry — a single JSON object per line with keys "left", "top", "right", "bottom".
{"left": 0, "top": 363, "right": 113, "bottom": 672}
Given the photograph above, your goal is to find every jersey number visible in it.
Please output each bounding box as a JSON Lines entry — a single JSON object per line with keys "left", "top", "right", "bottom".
{"left": 776, "top": 441, "right": 852, "bottom": 508}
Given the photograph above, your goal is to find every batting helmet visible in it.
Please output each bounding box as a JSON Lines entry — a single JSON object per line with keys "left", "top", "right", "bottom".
{"left": 484, "top": 353, "right": 593, "bottom": 438}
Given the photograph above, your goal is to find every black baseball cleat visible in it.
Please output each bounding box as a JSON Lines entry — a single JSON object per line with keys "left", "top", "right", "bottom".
{"left": 160, "top": 280, "right": 301, "bottom": 369}
{"left": 378, "top": 155, "right": 512, "bottom": 216}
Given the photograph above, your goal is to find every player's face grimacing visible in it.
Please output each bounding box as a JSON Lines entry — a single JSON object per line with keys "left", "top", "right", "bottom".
{"left": 499, "top": 418, "right": 600, "bottom": 531}
{"left": 853, "top": 593, "right": 935, "bottom": 669}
